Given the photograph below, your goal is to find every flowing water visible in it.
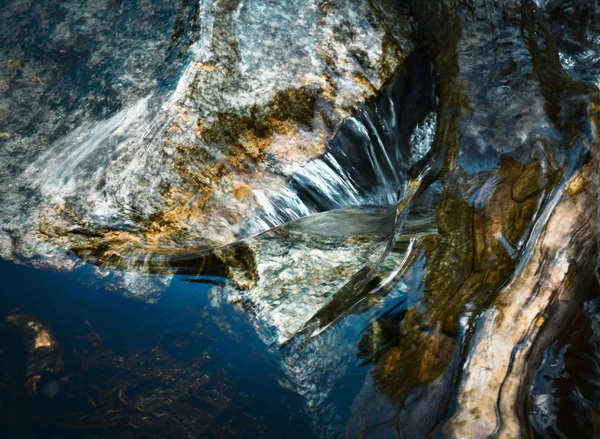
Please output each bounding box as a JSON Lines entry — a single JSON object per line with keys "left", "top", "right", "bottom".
{"left": 2, "top": 0, "right": 600, "bottom": 437}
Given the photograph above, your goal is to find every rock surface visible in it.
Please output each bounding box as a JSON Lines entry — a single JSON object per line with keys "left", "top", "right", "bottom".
{"left": 0, "top": 0, "right": 419, "bottom": 299}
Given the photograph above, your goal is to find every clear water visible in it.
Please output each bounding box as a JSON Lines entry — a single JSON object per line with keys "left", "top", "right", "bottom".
{"left": 0, "top": 259, "right": 317, "bottom": 438}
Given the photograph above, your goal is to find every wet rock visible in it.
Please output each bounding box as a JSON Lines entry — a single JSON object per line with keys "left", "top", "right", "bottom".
{"left": 0, "top": 0, "right": 420, "bottom": 298}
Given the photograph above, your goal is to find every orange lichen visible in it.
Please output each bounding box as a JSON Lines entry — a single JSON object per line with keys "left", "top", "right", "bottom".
{"left": 195, "top": 62, "right": 216, "bottom": 72}
{"left": 232, "top": 183, "right": 253, "bottom": 200}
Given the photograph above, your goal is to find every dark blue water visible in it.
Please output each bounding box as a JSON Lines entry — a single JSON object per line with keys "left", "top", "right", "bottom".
{"left": 0, "top": 260, "right": 317, "bottom": 438}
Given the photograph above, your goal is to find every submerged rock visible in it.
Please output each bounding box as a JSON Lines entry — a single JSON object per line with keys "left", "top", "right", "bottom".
{"left": 352, "top": 0, "right": 600, "bottom": 436}
{"left": 447, "top": 163, "right": 599, "bottom": 438}
{"left": 4, "top": 313, "right": 66, "bottom": 398}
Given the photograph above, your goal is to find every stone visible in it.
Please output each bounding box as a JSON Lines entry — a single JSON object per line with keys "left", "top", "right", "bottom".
{"left": 0, "top": 0, "right": 419, "bottom": 299}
